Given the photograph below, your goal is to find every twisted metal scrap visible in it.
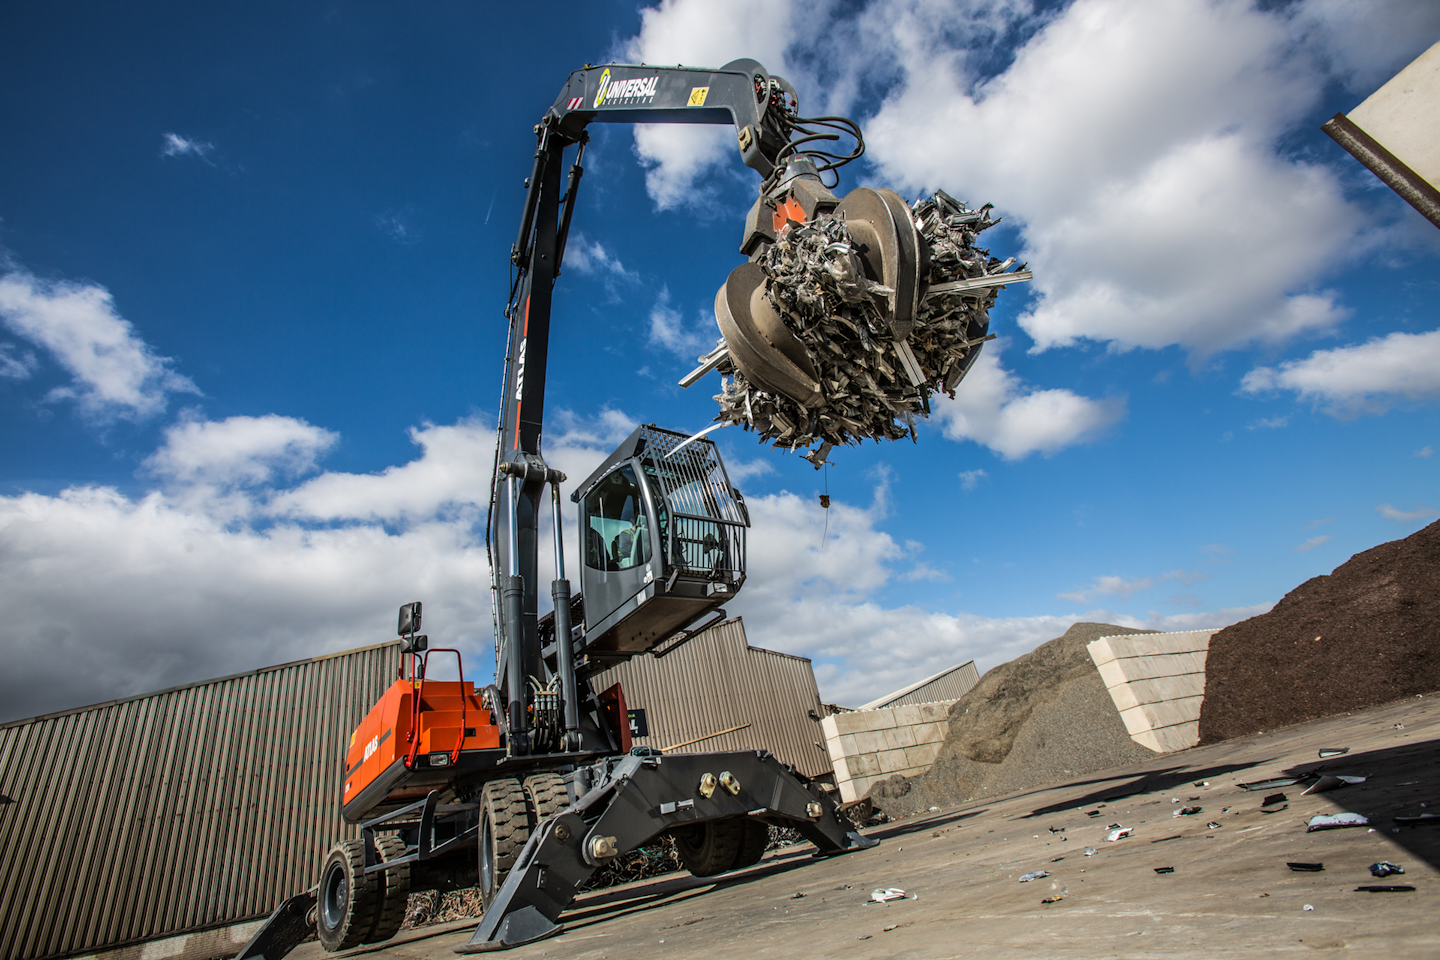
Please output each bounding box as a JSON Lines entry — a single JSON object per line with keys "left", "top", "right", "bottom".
{"left": 715, "top": 191, "right": 1019, "bottom": 456}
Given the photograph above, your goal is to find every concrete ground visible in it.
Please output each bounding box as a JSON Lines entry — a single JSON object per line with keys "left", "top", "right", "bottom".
{"left": 297, "top": 694, "right": 1440, "bottom": 959}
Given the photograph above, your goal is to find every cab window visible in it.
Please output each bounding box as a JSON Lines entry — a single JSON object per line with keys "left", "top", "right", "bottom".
{"left": 583, "top": 465, "right": 652, "bottom": 571}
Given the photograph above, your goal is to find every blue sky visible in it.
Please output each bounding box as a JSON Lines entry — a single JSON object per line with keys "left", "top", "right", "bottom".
{"left": 2, "top": 0, "right": 1438, "bottom": 721}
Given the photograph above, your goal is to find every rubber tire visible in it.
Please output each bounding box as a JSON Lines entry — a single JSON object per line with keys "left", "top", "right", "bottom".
{"left": 731, "top": 818, "right": 769, "bottom": 870}
{"left": 523, "top": 773, "right": 569, "bottom": 829}
{"left": 672, "top": 818, "right": 745, "bottom": 878}
{"left": 479, "top": 779, "right": 529, "bottom": 906}
{"left": 316, "top": 839, "right": 379, "bottom": 952}
{"left": 362, "top": 835, "right": 412, "bottom": 945}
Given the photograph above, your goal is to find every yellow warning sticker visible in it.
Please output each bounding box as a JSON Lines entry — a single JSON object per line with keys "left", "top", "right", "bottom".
{"left": 688, "top": 86, "right": 710, "bottom": 106}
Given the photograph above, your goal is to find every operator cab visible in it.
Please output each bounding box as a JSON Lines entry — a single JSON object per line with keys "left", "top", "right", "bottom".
{"left": 572, "top": 424, "right": 748, "bottom": 656}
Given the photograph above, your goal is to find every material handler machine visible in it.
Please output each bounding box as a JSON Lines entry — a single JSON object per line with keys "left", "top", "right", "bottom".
{"left": 241, "top": 56, "right": 1020, "bottom": 957}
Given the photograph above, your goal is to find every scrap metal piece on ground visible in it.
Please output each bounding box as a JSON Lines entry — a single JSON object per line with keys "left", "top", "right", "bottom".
{"left": 1240, "top": 777, "right": 1307, "bottom": 791}
{"left": 1261, "top": 793, "right": 1288, "bottom": 806}
{"left": 871, "top": 887, "right": 907, "bottom": 902}
{"left": 1287, "top": 862, "right": 1324, "bottom": 872}
{"left": 1154, "top": 866, "right": 1175, "bottom": 874}
{"left": 1301, "top": 775, "right": 1367, "bottom": 795}
{"left": 1307, "top": 812, "right": 1371, "bottom": 832}
{"left": 1318, "top": 748, "right": 1350, "bottom": 758}
{"left": 1355, "top": 885, "right": 1416, "bottom": 892}
{"left": 1394, "top": 812, "right": 1440, "bottom": 825}
{"left": 699, "top": 189, "right": 1026, "bottom": 465}
{"left": 1018, "top": 870, "right": 1050, "bottom": 882}
{"left": 1369, "top": 861, "right": 1405, "bottom": 877}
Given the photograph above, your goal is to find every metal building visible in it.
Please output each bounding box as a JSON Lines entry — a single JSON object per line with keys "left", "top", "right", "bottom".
{"left": 0, "top": 641, "right": 399, "bottom": 960}
{"left": 858, "top": 659, "right": 980, "bottom": 710}
{"left": 589, "top": 617, "right": 832, "bottom": 780}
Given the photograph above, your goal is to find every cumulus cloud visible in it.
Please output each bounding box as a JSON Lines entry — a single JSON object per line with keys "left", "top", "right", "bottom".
{"left": 0, "top": 419, "right": 495, "bottom": 722}
{"left": 564, "top": 234, "right": 639, "bottom": 284}
{"left": 958, "top": 468, "right": 986, "bottom": 491}
{"left": 1241, "top": 328, "right": 1440, "bottom": 417}
{"left": 1377, "top": 503, "right": 1437, "bottom": 523}
{"left": 930, "top": 344, "right": 1125, "bottom": 459}
{"left": 0, "top": 270, "right": 199, "bottom": 420}
{"left": 1294, "top": 534, "right": 1332, "bottom": 552}
{"left": 861, "top": 0, "right": 1367, "bottom": 358}
{"left": 0, "top": 341, "right": 37, "bottom": 379}
{"left": 624, "top": 0, "right": 799, "bottom": 208}
{"left": 648, "top": 287, "right": 717, "bottom": 359}
{"left": 160, "top": 132, "right": 214, "bottom": 161}
{"left": 1058, "top": 568, "right": 1209, "bottom": 603}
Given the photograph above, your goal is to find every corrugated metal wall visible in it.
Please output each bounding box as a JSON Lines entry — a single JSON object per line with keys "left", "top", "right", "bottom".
{"left": 0, "top": 642, "right": 399, "bottom": 960}
{"left": 590, "top": 618, "right": 832, "bottom": 779}
{"left": 863, "top": 660, "right": 980, "bottom": 710}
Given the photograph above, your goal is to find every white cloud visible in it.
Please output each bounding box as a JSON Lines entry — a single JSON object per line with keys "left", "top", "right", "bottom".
{"left": 648, "top": 287, "right": 717, "bottom": 359}
{"left": 269, "top": 419, "right": 492, "bottom": 523}
{"left": 147, "top": 414, "right": 337, "bottom": 487}
{"left": 376, "top": 209, "right": 419, "bottom": 245}
{"left": 160, "top": 132, "right": 214, "bottom": 161}
{"left": 1294, "top": 534, "right": 1332, "bottom": 552}
{"left": 0, "top": 341, "right": 37, "bottom": 379}
{"left": 564, "top": 234, "right": 638, "bottom": 282}
{"left": 1417, "top": 446, "right": 1435, "bottom": 459}
{"left": 1294, "top": 0, "right": 1440, "bottom": 92}
{"left": 1377, "top": 503, "right": 1437, "bottom": 523}
{"left": 624, "top": 0, "right": 799, "bottom": 208}
{"left": 0, "top": 422, "right": 494, "bottom": 723}
{"left": 930, "top": 344, "right": 1125, "bottom": 459}
{"left": 860, "top": 0, "right": 1368, "bottom": 358}
{"left": 1248, "top": 416, "right": 1289, "bottom": 430}
{"left": 1241, "top": 328, "right": 1440, "bottom": 417}
{"left": 1300, "top": 517, "right": 1334, "bottom": 530}
{"left": 1058, "top": 574, "right": 1153, "bottom": 604}
{"left": 958, "top": 468, "right": 987, "bottom": 491}
{"left": 0, "top": 270, "right": 199, "bottom": 420}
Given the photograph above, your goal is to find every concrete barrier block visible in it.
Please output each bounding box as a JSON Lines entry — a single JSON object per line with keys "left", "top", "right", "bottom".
{"left": 830, "top": 711, "right": 873, "bottom": 735}
{"left": 1108, "top": 681, "right": 1143, "bottom": 712}
{"left": 853, "top": 729, "right": 887, "bottom": 754}
{"left": 850, "top": 752, "right": 881, "bottom": 777}
{"left": 905, "top": 743, "right": 942, "bottom": 768}
{"left": 1096, "top": 658, "right": 1131, "bottom": 690}
{"left": 889, "top": 725, "right": 919, "bottom": 749}
{"left": 831, "top": 756, "right": 851, "bottom": 781}
{"left": 1148, "top": 721, "right": 1200, "bottom": 753}
{"left": 819, "top": 715, "right": 840, "bottom": 740}
{"left": 918, "top": 701, "right": 952, "bottom": 722}
{"left": 892, "top": 704, "right": 924, "bottom": 726}
{"left": 1100, "top": 630, "right": 1215, "bottom": 660}
{"left": 1139, "top": 695, "right": 1204, "bottom": 730}
{"left": 1086, "top": 636, "right": 1120, "bottom": 667}
{"left": 1118, "top": 704, "right": 1153, "bottom": 736}
{"left": 1131, "top": 729, "right": 1167, "bottom": 753}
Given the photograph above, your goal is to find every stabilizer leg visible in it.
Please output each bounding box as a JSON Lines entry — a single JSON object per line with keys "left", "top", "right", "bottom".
{"left": 234, "top": 892, "right": 314, "bottom": 960}
{"left": 455, "top": 750, "right": 877, "bottom": 953}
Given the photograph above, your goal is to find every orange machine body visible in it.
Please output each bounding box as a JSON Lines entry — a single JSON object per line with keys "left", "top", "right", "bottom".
{"left": 341, "top": 678, "right": 501, "bottom": 814}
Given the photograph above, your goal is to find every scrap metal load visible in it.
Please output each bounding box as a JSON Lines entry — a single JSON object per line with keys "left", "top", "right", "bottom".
{"left": 688, "top": 181, "right": 1030, "bottom": 467}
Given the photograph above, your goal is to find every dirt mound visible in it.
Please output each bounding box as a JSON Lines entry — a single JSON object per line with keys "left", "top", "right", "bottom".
{"left": 870, "top": 622, "right": 1159, "bottom": 815}
{"left": 1198, "top": 519, "right": 1440, "bottom": 744}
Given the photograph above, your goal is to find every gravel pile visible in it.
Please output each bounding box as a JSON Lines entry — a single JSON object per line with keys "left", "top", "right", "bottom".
{"left": 869, "top": 622, "right": 1160, "bottom": 816}
{"left": 1199, "top": 518, "right": 1440, "bottom": 744}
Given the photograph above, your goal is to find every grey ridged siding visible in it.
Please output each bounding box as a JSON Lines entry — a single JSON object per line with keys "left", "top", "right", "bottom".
{"left": 0, "top": 642, "right": 399, "bottom": 960}
{"left": 590, "top": 618, "right": 831, "bottom": 779}
{"left": 861, "top": 660, "right": 980, "bottom": 710}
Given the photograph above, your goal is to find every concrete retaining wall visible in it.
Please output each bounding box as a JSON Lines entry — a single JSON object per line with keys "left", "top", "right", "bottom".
{"left": 819, "top": 701, "right": 955, "bottom": 802}
{"left": 1087, "top": 629, "right": 1218, "bottom": 753}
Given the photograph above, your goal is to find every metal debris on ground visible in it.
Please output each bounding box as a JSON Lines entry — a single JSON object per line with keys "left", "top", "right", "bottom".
{"left": 1150, "top": 835, "right": 1182, "bottom": 844}
{"left": 1369, "top": 861, "right": 1405, "bottom": 877}
{"left": 1318, "top": 748, "right": 1350, "bottom": 758}
{"left": 1355, "top": 885, "right": 1416, "bottom": 893}
{"left": 1287, "top": 862, "right": 1324, "bottom": 872}
{"left": 1394, "top": 812, "right": 1440, "bottom": 825}
{"left": 1041, "top": 895, "right": 1065, "bottom": 903}
{"left": 1084, "top": 848, "right": 1097, "bottom": 857}
{"left": 1106, "top": 827, "right": 1132, "bottom": 841}
{"left": 1301, "top": 775, "right": 1367, "bottom": 795}
{"left": 706, "top": 191, "right": 1026, "bottom": 463}
{"left": 1207, "top": 822, "right": 1222, "bottom": 830}
{"left": 1261, "top": 793, "right": 1288, "bottom": 806}
{"left": 871, "top": 888, "right": 908, "bottom": 902}
{"left": 402, "top": 888, "right": 484, "bottom": 930}
{"left": 1240, "top": 777, "right": 1305, "bottom": 791}
{"left": 1303, "top": 904, "right": 1315, "bottom": 911}
{"left": 1154, "top": 867, "right": 1175, "bottom": 874}
{"left": 1018, "top": 870, "right": 1051, "bottom": 882}
{"left": 1172, "top": 806, "right": 1202, "bottom": 817}
{"left": 1306, "top": 812, "right": 1371, "bottom": 832}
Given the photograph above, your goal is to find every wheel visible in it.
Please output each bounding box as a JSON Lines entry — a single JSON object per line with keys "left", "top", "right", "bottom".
{"left": 671, "top": 818, "right": 746, "bottom": 878}
{"left": 316, "top": 839, "right": 379, "bottom": 952}
{"left": 731, "top": 818, "right": 769, "bottom": 870}
{"left": 362, "top": 834, "right": 412, "bottom": 944}
{"left": 523, "top": 773, "right": 569, "bottom": 829}
{"left": 478, "top": 779, "right": 529, "bottom": 906}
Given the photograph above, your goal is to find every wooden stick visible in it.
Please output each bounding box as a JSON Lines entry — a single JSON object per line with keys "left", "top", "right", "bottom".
{"left": 658, "top": 722, "right": 751, "bottom": 752}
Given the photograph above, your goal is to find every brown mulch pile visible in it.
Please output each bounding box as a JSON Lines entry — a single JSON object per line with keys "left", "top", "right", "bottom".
{"left": 869, "top": 622, "right": 1161, "bottom": 816}
{"left": 1198, "top": 518, "right": 1440, "bottom": 744}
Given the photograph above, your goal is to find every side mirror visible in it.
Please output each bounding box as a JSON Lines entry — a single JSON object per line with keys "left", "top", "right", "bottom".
{"left": 401, "top": 634, "right": 428, "bottom": 655}
{"left": 397, "top": 601, "right": 422, "bottom": 637}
